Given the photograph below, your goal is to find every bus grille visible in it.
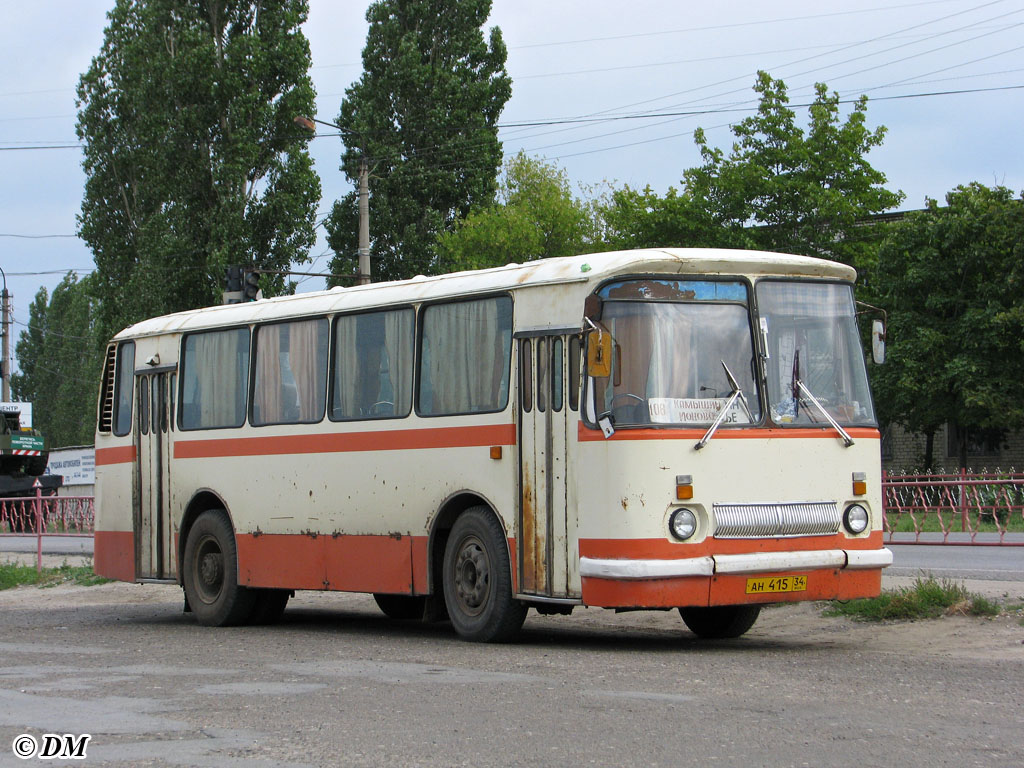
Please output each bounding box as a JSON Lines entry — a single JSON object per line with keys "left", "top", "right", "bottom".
{"left": 713, "top": 502, "right": 840, "bottom": 538}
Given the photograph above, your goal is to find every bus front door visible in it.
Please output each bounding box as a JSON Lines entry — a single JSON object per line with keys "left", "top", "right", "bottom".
{"left": 518, "top": 335, "right": 570, "bottom": 597}
{"left": 135, "top": 371, "right": 174, "bottom": 581}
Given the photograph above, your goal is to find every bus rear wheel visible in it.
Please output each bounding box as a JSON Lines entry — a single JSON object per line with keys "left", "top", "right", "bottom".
{"left": 442, "top": 507, "right": 526, "bottom": 643}
{"left": 679, "top": 605, "right": 761, "bottom": 639}
{"left": 182, "top": 510, "right": 255, "bottom": 627}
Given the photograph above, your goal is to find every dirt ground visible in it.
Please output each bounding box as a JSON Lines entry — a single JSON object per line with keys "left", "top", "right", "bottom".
{"left": 4, "top": 553, "right": 1023, "bottom": 661}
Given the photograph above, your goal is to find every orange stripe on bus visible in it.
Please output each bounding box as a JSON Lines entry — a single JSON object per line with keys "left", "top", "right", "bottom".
{"left": 175, "top": 423, "right": 517, "bottom": 459}
{"left": 94, "top": 445, "right": 137, "bottom": 465}
{"left": 577, "top": 422, "right": 880, "bottom": 442}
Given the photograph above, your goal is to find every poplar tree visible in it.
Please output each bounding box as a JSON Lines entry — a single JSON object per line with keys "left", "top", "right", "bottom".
{"left": 76, "top": 0, "right": 321, "bottom": 342}
{"left": 325, "top": 0, "right": 511, "bottom": 282}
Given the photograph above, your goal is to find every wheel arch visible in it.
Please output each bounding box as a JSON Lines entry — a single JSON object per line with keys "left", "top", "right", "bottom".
{"left": 177, "top": 489, "right": 235, "bottom": 581}
{"left": 426, "top": 491, "right": 513, "bottom": 595}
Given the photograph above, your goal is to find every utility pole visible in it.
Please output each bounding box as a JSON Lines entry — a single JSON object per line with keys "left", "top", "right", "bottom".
{"left": 0, "top": 266, "right": 9, "bottom": 402}
{"left": 357, "top": 155, "right": 370, "bottom": 285}
{"left": 294, "top": 115, "right": 371, "bottom": 284}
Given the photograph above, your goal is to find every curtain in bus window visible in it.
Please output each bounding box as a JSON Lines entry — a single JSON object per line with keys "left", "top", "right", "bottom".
{"left": 419, "top": 297, "right": 512, "bottom": 415}
{"left": 254, "top": 324, "right": 284, "bottom": 424}
{"left": 182, "top": 328, "right": 249, "bottom": 430}
{"left": 289, "top": 319, "right": 327, "bottom": 422}
{"left": 332, "top": 309, "right": 413, "bottom": 420}
{"left": 253, "top": 319, "right": 327, "bottom": 425}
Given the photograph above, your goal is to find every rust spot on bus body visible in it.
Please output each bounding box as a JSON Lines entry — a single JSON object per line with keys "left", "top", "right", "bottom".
{"left": 521, "top": 475, "right": 538, "bottom": 593}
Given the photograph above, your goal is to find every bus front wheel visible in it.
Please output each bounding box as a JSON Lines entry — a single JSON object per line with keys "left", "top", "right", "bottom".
{"left": 182, "top": 509, "right": 255, "bottom": 627}
{"left": 442, "top": 507, "right": 526, "bottom": 643}
{"left": 679, "top": 605, "right": 761, "bottom": 639}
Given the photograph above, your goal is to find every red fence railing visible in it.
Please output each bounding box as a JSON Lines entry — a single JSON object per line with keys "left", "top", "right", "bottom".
{"left": 0, "top": 488, "right": 95, "bottom": 571}
{"left": 882, "top": 469, "right": 1024, "bottom": 546}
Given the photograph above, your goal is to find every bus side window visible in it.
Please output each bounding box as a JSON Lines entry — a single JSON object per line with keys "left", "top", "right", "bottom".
{"left": 112, "top": 341, "right": 135, "bottom": 436}
{"left": 418, "top": 296, "right": 513, "bottom": 416}
{"left": 332, "top": 308, "right": 414, "bottom": 421}
{"left": 180, "top": 328, "right": 250, "bottom": 430}
{"left": 253, "top": 318, "right": 328, "bottom": 426}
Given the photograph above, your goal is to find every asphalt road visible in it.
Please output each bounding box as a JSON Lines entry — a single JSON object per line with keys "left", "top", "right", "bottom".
{"left": 1, "top": 584, "right": 1023, "bottom": 768}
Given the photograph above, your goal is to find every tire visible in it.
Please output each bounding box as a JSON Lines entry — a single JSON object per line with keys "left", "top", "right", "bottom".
{"left": 679, "top": 605, "right": 761, "bottom": 639}
{"left": 248, "top": 589, "right": 291, "bottom": 625}
{"left": 442, "top": 506, "right": 527, "bottom": 643}
{"left": 25, "top": 453, "right": 48, "bottom": 477}
{"left": 182, "top": 510, "right": 255, "bottom": 627}
{"left": 373, "top": 593, "right": 426, "bottom": 620}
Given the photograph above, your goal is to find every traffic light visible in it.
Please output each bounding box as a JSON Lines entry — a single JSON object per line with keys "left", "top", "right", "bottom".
{"left": 223, "top": 266, "right": 244, "bottom": 304}
{"left": 242, "top": 269, "right": 261, "bottom": 301}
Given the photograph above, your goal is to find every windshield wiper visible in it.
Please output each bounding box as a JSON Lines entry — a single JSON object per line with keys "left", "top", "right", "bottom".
{"left": 794, "top": 378, "right": 855, "bottom": 447}
{"left": 695, "top": 360, "right": 752, "bottom": 450}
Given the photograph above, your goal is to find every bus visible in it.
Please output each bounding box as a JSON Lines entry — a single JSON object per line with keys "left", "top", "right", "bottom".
{"left": 93, "top": 248, "right": 892, "bottom": 642}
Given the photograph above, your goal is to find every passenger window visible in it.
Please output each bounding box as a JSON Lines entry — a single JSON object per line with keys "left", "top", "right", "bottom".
{"left": 112, "top": 342, "right": 135, "bottom": 436}
{"left": 332, "top": 308, "right": 413, "bottom": 421}
{"left": 180, "top": 328, "right": 250, "bottom": 430}
{"left": 253, "top": 318, "right": 329, "bottom": 425}
{"left": 418, "top": 296, "right": 513, "bottom": 416}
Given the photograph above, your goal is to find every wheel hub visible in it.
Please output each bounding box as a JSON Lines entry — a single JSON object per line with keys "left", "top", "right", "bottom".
{"left": 454, "top": 538, "right": 489, "bottom": 615}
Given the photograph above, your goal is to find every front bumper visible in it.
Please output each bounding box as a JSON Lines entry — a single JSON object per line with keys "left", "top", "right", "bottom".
{"left": 579, "top": 547, "right": 893, "bottom": 608}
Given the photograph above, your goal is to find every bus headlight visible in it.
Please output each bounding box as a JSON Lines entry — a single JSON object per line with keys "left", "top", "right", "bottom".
{"left": 669, "top": 508, "right": 698, "bottom": 541}
{"left": 843, "top": 504, "right": 870, "bottom": 535}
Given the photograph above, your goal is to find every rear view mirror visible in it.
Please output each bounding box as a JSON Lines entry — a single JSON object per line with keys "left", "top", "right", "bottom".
{"left": 587, "top": 330, "right": 612, "bottom": 378}
{"left": 871, "top": 319, "right": 886, "bottom": 365}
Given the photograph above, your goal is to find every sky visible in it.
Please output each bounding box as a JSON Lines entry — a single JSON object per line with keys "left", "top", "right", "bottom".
{"left": 1, "top": 0, "right": 1022, "bottom": 356}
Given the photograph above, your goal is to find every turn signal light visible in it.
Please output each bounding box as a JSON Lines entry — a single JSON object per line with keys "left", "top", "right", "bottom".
{"left": 489, "top": 446, "right": 502, "bottom": 460}
{"left": 852, "top": 472, "right": 867, "bottom": 496}
{"left": 676, "top": 475, "right": 693, "bottom": 500}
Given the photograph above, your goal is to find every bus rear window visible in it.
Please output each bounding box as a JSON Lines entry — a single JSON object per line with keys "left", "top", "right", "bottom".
{"left": 180, "top": 328, "right": 250, "bottom": 430}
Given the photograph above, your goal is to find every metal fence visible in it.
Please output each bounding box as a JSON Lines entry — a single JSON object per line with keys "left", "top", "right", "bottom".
{"left": 0, "top": 487, "right": 96, "bottom": 571}
{"left": 882, "top": 469, "right": 1024, "bottom": 546}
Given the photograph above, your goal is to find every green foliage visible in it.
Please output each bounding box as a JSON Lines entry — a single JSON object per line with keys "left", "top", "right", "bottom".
{"left": 0, "top": 560, "right": 110, "bottom": 590}
{"left": 824, "top": 576, "right": 1000, "bottom": 621}
{"left": 10, "top": 274, "right": 104, "bottom": 447}
{"left": 436, "top": 152, "right": 606, "bottom": 271}
{"left": 604, "top": 72, "right": 902, "bottom": 270}
{"left": 871, "top": 183, "right": 1024, "bottom": 467}
{"left": 76, "top": 0, "right": 321, "bottom": 342}
{"left": 326, "top": 0, "right": 510, "bottom": 282}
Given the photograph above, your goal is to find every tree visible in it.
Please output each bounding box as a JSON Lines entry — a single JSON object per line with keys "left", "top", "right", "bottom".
{"left": 871, "top": 183, "right": 1024, "bottom": 468}
{"left": 325, "top": 0, "right": 511, "bottom": 282}
{"left": 604, "top": 72, "right": 902, "bottom": 270}
{"left": 76, "top": 0, "right": 321, "bottom": 343}
{"left": 11, "top": 274, "right": 105, "bottom": 447}
{"left": 436, "top": 152, "right": 605, "bottom": 271}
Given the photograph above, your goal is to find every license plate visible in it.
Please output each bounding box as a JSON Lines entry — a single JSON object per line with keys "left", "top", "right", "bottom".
{"left": 745, "top": 575, "right": 807, "bottom": 594}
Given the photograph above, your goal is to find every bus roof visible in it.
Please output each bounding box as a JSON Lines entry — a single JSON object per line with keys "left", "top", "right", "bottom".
{"left": 114, "top": 248, "right": 857, "bottom": 340}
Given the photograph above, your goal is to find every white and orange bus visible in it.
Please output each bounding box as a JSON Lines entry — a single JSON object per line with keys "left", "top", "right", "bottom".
{"left": 93, "top": 248, "right": 892, "bottom": 641}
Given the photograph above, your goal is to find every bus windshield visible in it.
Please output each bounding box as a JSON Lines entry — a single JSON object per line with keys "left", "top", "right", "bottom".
{"left": 592, "top": 279, "right": 762, "bottom": 427}
{"left": 757, "top": 280, "right": 876, "bottom": 427}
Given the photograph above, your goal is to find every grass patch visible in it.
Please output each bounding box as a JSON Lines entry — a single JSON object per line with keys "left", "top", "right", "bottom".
{"left": 824, "top": 576, "right": 1001, "bottom": 621}
{"left": 885, "top": 511, "right": 1024, "bottom": 534}
{"left": 0, "top": 560, "right": 110, "bottom": 590}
